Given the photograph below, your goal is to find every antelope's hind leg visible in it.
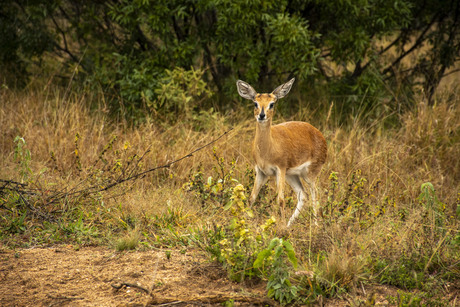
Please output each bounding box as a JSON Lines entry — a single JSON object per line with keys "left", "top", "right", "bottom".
{"left": 286, "top": 174, "right": 307, "bottom": 227}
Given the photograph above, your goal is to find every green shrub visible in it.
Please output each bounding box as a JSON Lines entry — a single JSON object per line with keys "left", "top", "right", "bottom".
{"left": 254, "top": 238, "right": 299, "bottom": 305}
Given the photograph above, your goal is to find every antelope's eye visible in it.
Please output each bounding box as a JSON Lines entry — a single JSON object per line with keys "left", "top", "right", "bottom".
{"left": 254, "top": 102, "right": 258, "bottom": 108}
{"left": 269, "top": 102, "right": 275, "bottom": 109}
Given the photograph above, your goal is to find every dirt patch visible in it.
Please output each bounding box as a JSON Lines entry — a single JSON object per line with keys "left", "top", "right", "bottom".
{"left": 1, "top": 246, "right": 457, "bottom": 306}
{"left": 0, "top": 246, "right": 269, "bottom": 306}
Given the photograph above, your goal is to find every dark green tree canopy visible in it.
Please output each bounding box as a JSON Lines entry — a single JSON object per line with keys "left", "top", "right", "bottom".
{"left": 1, "top": 0, "right": 459, "bottom": 115}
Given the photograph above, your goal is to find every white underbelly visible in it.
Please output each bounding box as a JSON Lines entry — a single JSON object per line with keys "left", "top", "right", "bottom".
{"left": 287, "top": 161, "right": 312, "bottom": 176}
{"left": 258, "top": 161, "right": 312, "bottom": 177}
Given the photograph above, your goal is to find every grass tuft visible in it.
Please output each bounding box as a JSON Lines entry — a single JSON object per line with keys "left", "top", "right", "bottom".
{"left": 115, "top": 230, "right": 140, "bottom": 252}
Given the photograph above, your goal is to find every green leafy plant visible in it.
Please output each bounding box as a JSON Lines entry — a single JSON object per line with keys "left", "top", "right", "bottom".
{"left": 204, "top": 183, "right": 277, "bottom": 283}
{"left": 397, "top": 290, "right": 451, "bottom": 307}
{"left": 419, "top": 182, "right": 445, "bottom": 229}
{"left": 373, "top": 257, "right": 424, "bottom": 290}
{"left": 2, "top": 209, "right": 27, "bottom": 234}
{"left": 218, "top": 184, "right": 259, "bottom": 281}
{"left": 254, "top": 238, "right": 299, "bottom": 305}
{"left": 61, "top": 212, "right": 100, "bottom": 245}
{"left": 215, "top": 184, "right": 300, "bottom": 304}
{"left": 13, "top": 136, "right": 32, "bottom": 181}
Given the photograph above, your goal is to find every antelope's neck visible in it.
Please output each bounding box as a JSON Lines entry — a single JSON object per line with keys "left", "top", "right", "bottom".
{"left": 254, "top": 121, "right": 273, "bottom": 157}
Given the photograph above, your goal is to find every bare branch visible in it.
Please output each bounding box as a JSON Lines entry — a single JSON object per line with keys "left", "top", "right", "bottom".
{"left": 0, "top": 129, "right": 233, "bottom": 221}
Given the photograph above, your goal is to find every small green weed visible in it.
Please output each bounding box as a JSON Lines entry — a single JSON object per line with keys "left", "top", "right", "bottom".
{"left": 201, "top": 184, "right": 300, "bottom": 305}
{"left": 1, "top": 209, "right": 27, "bottom": 234}
{"left": 387, "top": 290, "right": 423, "bottom": 307}
{"left": 418, "top": 182, "right": 446, "bottom": 235}
{"left": 386, "top": 289, "right": 449, "bottom": 307}
{"left": 218, "top": 184, "right": 261, "bottom": 282}
{"left": 373, "top": 257, "right": 425, "bottom": 290}
{"left": 13, "top": 136, "right": 32, "bottom": 181}
{"left": 191, "top": 223, "right": 226, "bottom": 261}
{"left": 61, "top": 211, "right": 100, "bottom": 245}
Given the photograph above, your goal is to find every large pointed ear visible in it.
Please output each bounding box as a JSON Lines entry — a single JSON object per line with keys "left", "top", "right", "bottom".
{"left": 272, "top": 78, "right": 295, "bottom": 99}
{"left": 236, "top": 80, "right": 257, "bottom": 100}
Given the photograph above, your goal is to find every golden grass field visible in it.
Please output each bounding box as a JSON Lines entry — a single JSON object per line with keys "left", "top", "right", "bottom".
{"left": 1, "top": 85, "right": 459, "bottom": 305}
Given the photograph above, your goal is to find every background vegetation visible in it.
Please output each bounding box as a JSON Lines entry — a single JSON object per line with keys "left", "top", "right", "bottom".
{"left": 2, "top": 0, "right": 460, "bottom": 115}
{"left": 1, "top": 0, "right": 459, "bottom": 305}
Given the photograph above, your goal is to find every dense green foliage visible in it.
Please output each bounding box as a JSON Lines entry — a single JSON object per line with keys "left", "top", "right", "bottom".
{"left": 1, "top": 0, "right": 459, "bottom": 118}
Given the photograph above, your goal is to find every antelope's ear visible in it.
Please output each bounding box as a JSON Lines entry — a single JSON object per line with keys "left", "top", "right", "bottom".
{"left": 236, "top": 80, "right": 257, "bottom": 100}
{"left": 272, "top": 78, "right": 295, "bottom": 99}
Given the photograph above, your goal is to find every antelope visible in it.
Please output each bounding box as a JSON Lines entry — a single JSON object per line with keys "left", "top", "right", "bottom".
{"left": 236, "top": 78, "right": 327, "bottom": 227}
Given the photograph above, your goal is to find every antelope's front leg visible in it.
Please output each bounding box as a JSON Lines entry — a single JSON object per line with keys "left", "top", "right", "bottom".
{"left": 250, "top": 166, "right": 268, "bottom": 205}
{"left": 275, "top": 167, "right": 286, "bottom": 220}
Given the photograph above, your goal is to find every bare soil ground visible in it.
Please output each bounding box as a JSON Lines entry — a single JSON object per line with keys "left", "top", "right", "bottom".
{"left": 1, "top": 246, "right": 456, "bottom": 306}
{"left": 0, "top": 246, "right": 270, "bottom": 306}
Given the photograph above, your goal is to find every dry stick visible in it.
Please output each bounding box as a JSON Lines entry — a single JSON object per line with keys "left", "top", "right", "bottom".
{"left": 111, "top": 282, "right": 150, "bottom": 294}
{"left": 152, "top": 302, "right": 183, "bottom": 307}
{"left": 424, "top": 232, "right": 449, "bottom": 273}
{"left": 98, "top": 128, "right": 233, "bottom": 193}
{"left": 17, "top": 189, "right": 56, "bottom": 221}
{"left": 48, "top": 128, "right": 232, "bottom": 199}
{"left": 0, "top": 181, "right": 55, "bottom": 222}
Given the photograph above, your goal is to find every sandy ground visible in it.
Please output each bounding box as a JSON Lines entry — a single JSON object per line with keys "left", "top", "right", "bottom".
{"left": 0, "top": 246, "right": 270, "bottom": 306}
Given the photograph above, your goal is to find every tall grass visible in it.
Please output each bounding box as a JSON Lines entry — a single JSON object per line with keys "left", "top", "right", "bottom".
{"left": 1, "top": 86, "right": 458, "bottom": 304}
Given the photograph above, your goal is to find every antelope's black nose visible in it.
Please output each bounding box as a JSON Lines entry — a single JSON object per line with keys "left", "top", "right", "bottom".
{"left": 258, "top": 108, "right": 266, "bottom": 120}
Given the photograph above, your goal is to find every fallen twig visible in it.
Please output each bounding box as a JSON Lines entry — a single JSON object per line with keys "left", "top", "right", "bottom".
{"left": 111, "top": 282, "right": 150, "bottom": 294}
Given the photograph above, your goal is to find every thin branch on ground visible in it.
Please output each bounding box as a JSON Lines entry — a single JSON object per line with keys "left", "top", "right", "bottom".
{"left": 111, "top": 282, "right": 150, "bottom": 294}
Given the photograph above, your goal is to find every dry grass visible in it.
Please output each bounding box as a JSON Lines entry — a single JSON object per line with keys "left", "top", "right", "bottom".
{"left": 1, "top": 86, "right": 459, "bottom": 304}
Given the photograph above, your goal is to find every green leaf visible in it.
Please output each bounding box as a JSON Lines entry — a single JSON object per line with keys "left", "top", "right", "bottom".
{"left": 282, "top": 240, "right": 298, "bottom": 268}
{"left": 267, "top": 288, "right": 274, "bottom": 297}
{"left": 253, "top": 249, "right": 271, "bottom": 268}
{"left": 272, "top": 283, "right": 282, "bottom": 289}
{"left": 267, "top": 238, "right": 280, "bottom": 251}
{"left": 223, "top": 201, "right": 232, "bottom": 211}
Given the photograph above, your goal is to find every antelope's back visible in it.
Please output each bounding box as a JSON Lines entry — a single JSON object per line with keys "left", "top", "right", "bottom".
{"left": 271, "top": 121, "right": 327, "bottom": 167}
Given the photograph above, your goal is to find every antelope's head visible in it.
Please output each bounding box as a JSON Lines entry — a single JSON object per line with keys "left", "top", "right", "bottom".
{"left": 236, "top": 78, "right": 295, "bottom": 124}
